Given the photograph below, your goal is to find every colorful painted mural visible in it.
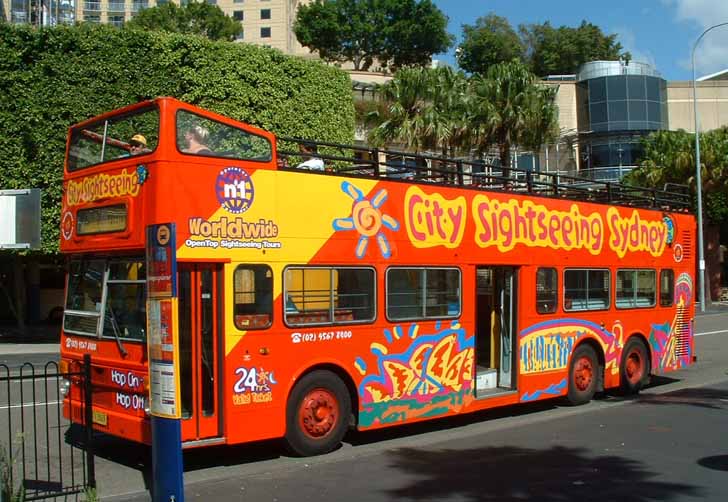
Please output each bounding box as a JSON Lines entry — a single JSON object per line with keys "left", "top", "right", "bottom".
{"left": 333, "top": 181, "right": 399, "bottom": 259}
{"left": 355, "top": 321, "right": 474, "bottom": 427}
{"left": 518, "top": 318, "right": 625, "bottom": 402}
{"left": 649, "top": 272, "right": 693, "bottom": 372}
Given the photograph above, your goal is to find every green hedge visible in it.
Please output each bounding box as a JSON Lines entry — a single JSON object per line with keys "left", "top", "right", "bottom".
{"left": 0, "top": 24, "right": 355, "bottom": 253}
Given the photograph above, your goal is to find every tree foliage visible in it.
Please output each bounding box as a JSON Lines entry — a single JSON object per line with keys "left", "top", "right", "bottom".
{"left": 369, "top": 61, "right": 559, "bottom": 169}
{"left": 520, "top": 20, "right": 629, "bottom": 76}
{"left": 294, "top": 0, "right": 452, "bottom": 71}
{"left": 456, "top": 13, "right": 629, "bottom": 77}
{"left": 0, "top": 23, "right": 354, "bottom": 253}
{"left": 470, "top": 60, "right": 559, "bottom": 173}
{"left": 368, "top": 66, "right": 471, "bottom": 156}
{"left": 126, "top": 1, "right": 243, "bottom": 41}
{"left": 456, "top": 14, "right": 524, "bottom": 75}
{"left": 628, "top": 128, "right": 728, "bottom": 223}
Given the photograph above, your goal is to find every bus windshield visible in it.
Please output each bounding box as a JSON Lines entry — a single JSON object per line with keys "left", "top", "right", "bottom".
{"left": 64, "top": 257, "right": 147, "bottom": 342}
{"left": 67, "top": 105, "right": 160, "bottom": 171}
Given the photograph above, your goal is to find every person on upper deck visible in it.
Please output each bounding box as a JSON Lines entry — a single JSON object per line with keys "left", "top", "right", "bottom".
{"left": 296, "top": 142, "right": 324, "bottom": 171}
{"left": 183, "top": 125, "right": 212, "bottom": 155}
{"left": 124, "top": 134, "right": 149, "bottom": 156}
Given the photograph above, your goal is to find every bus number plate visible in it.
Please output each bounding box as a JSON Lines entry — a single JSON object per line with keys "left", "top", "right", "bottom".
{"left": 92, "top": 410, "right": 108, "bottom": 426}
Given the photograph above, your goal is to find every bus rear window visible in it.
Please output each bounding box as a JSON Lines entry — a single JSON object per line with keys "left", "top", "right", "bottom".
{"left": 176, "top": 110, "right": 272, "bottom": 161}
{"left": 68, "top": 105, "right": 159, "bottom": 171}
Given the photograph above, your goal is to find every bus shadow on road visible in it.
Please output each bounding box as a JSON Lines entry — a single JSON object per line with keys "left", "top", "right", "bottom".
{"left": 68, "top": 425, "right": 284, "bottom": 475}
{"left": 635, "top": 386, "right": 728, "bottom": 409}
{"left": 384, "top": 445, "right": 703, "bottom": 501}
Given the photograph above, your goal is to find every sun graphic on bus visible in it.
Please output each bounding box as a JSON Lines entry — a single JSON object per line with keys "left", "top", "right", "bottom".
{"left": 333, "top": 181, "right": 400, "bottom": 259}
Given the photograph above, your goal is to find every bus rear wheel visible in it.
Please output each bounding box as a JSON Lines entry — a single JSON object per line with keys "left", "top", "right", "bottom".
{"left": 567, "top": 344, "right": 598, "bottom": 405}
{"left": 285, "top": 370, "right": 351, "bottom": 456}
{"left": 620, "top": 338, "right": 650, "bottom": 394}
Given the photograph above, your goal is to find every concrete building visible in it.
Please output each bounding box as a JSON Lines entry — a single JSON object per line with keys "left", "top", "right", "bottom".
{"left": 1, "top": 0, "right": 314, "bottom": 56}
{"left": 538, "top": 61, "right": 728, "bottom": 182}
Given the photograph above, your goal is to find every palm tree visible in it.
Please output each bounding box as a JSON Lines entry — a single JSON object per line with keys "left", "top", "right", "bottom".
{"left": 470, "top": 60, "right": 559, "bottom": 179}
{"left": 368, "top": 66, "right": 472, "bottom": 157}
{"left": 368, "top": 66, "right": 434, "bottom": 153}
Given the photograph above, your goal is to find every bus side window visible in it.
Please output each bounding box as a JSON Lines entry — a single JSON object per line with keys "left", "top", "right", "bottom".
{"left": 660, "top": 269, "right": 674, "bottom": 307}
{"left": 234, "top": 265, "right": 273, "bottom": 329}
{"left": 536, "top": 267, "right": 557, "bottom": 314}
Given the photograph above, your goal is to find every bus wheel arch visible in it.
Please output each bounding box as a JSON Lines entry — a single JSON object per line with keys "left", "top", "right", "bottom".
{"left": 566, "top": 340, "right": 604, "bottom": 405}
{"left": 284, "top": 365, "right": 356, "bottom": 456}
{"left": 620, "top": 334, "right": 651, "bottom": 394}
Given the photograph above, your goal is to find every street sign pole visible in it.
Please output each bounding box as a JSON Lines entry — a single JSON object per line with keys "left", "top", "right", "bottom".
{"left": 146, "top": 223, "right": 184, "bottom": 502}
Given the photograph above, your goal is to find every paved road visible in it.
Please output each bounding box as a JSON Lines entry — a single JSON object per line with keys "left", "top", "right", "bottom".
{"left": 103, "top": 313, "right": 728, "bottom": 502}
{"left": 2, "top": 312, "right": 727, "bottom": 501}
{"left": 120, "top": 381, "right": 728, "bottom": 502}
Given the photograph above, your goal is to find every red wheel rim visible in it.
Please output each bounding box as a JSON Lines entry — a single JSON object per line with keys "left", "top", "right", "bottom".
{"left": 298, "top": 388, "right": 339, "bottom": 439}
{"left": 573, "top": 356, "right": 594, "bottom": 392}
{"left": 625, "top": 349, "right": 644, "bottom": 385}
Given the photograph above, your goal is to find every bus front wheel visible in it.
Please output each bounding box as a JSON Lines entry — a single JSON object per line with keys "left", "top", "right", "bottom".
{"left": 620, "top": 338, "right": 650, "bottom": 394}
{"left": 285, "top": 370, "right": 351, "bottom": 456}
{"left": 567, "top": 344, "right": 599, "bottom": 405}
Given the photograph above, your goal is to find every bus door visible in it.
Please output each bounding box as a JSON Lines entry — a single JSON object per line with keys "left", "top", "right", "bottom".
{"left": 178, "top": 263, "right": 222, "bottom": 442}
{"left": 474, "top": 266, "right": 517, "bottom": 397}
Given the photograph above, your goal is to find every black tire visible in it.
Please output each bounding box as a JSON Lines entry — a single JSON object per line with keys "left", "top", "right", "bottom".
{"left": 567, "top": 344, "right": 599, "bottom": 405}
{"left": 620, "top": 337, "right": 650, "bottom": 394}
{"left": 285, "top": 370, "right": 351, "bottom": 456}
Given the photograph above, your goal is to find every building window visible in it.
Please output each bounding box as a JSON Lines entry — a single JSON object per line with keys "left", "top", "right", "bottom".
{"left": 84, "top": 14, "right": 101, "bottom": 23}
{"left": 132, "top": 0, "right": 148, "bottom": 12}
{"left": 233, "top": 10, "right": 244, "bottom": 21}
{"left": 108, "top": 1, "right": 125, "bottom": 11}
{"left": 386, "top": 267, "right": 460, "bottom": 320}
{"left": 235, "top": 30, "right": 244, "bottom": 41}
{"left": 660, "top": 269, "right": 674, "bottom": 307}
{"left": 284, "top": 267, "right": 375, "bottom": 326}
{"left": 234, "top": 0, "right": 244, "bottom": 3}
{"left": 108, "top": 15, "right": 125, "bottom": 27}
{"left": 616, "top": 269, "right": 656, "bottom": 309}
{"left": 536, "top": 268, "right": 557, "bottom": 314}
{"left": 564, "top": 269, "right": 609, "bottom": 311}
{"left": 261, "top": 8, "right": 271, "bottom": 19}
{"left": 233, "top": 265, "right": 273, "bottom": 330}
{"left": 260, "top": 27, "right": 271, "bottom": 38}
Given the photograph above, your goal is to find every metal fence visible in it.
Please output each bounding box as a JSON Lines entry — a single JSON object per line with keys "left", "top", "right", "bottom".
{"left": 0, "top": 355, "right": 95, "bottom": 500}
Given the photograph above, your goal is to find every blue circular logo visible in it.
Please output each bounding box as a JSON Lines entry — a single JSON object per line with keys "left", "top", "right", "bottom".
{"left": 663, "top": 216, "right": 674, "bottom": 244}
{"left": 216, "top": 167, "right": 254, "bottom": 214}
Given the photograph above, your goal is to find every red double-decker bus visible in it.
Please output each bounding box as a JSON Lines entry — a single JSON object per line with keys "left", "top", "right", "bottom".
{"left": 60, "top": 97, "right": 696, "bottom": 456}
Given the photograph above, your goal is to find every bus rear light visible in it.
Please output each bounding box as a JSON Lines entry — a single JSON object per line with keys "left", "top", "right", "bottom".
{"left": 59, "top": 360, "right": 69, "bottom": 374}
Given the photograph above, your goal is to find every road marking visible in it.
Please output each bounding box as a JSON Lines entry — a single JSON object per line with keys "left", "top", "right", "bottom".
{"left": 695, "top": 329, "right": 728, "bottom": 337}
{"left": 0, "top": 400, "right": 60, "bottom": 410}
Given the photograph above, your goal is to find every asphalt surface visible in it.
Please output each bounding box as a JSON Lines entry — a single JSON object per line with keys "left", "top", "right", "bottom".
{"left": 121, "top": 381, "right": 728, "bottom": 502}
{"left": 2, "top": 308, "right": 727, "bottom": 501}
{"left": 106, "top": 312, "right": 728, "bottom": 502}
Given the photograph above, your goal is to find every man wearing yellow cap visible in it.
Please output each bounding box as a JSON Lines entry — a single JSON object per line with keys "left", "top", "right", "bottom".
{"left": 129, "top": 134, "right": 148, "bottom": 156}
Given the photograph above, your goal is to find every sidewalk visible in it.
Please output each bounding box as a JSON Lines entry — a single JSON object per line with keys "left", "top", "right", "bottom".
{"left": 696, "top": 300, "right": 728, "bottom": 315}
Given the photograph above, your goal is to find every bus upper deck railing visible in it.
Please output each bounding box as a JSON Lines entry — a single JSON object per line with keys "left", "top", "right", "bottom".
{"left": 277, "top": 138, "right": 692, "bottom": 213}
